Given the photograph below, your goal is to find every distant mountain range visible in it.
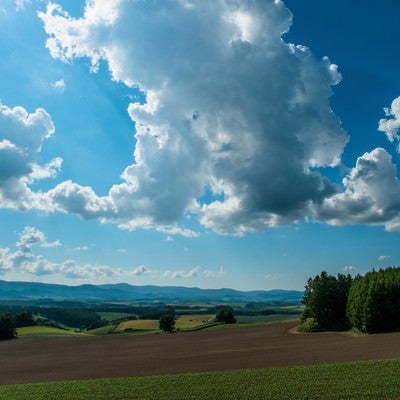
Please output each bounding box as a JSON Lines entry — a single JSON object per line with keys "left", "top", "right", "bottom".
{"left": 0, "top": 280, "right": 303, "bottom": 303}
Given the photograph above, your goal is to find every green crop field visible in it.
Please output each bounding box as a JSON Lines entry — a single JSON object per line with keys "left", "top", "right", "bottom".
{"left": 96, "top": 312, "right": 137, "bottom": 321}
{"left": 1, "top": 359, "right": 399, "bottom": 399}
{"left": 117, "top": 319, "right": 159, "bottom": 331}
{"left": 17, "top": 326, "right": 87, "bottom": 337}
{"left": 236, "top": 314, "right": 301, "bottom": 324}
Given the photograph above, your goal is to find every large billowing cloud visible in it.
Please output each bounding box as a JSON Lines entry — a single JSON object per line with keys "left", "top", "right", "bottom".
{"left": 37, "top": 0, "right": 349, "bottom": 235}
{"left": 1, "top": 1, "right": 399, "bottom": 236}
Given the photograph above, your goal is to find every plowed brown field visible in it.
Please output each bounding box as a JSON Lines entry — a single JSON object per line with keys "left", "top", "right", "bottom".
{"left": 1, "top": 321, "right": 400, "bottom": 384}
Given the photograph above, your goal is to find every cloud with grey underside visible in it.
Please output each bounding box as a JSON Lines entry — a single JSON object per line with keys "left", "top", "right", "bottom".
{"left": 1, "top": 0, "right": 400, "bottom": 235}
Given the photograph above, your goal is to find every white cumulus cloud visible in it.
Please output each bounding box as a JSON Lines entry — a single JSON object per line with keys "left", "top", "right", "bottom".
{"left": 0, "top": 227, "right": 119, "bottom": 280}
{"left": 131, "top": 265, "right": 150, "bottom": 276}
{"left": 379, "top": 96, "right": 400, "bottom": 152}
{"left": 314, "top": 148, "right": 400, "bottom": 231}
{"left": 0, "top": 102, "right": 60, "bottom": 211}
{"left": 37, "top": 0, "right": 348, "bottom": 235}
{"left": 1, "top": 1, "right": 399, "bottom": 237}
{"left": 17, "top": 226, "right": 62, "bottom": 249}
{"left": 164, "top": 265, "right": 224, "bottom": 279}
{"left": 51, "top": 79, "right": 65, "bottom": 90}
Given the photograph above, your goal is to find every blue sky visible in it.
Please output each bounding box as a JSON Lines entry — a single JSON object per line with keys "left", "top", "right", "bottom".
{"left": 0, "top": 0, "right": 400, "bottom": 291}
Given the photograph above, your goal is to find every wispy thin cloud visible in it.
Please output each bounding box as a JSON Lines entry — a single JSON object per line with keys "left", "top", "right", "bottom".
{"left": 163, "top": 265, "right": 225, "bottom": 279}
{"left": 73, "top": 246, "right": 89, "bottom": 252}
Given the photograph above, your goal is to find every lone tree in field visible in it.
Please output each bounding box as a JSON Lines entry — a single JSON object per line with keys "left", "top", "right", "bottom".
{"left": 215, "top": 307, "right": 236, "bottom": 324}
{"left": 0, "top": 314, "right": 17, "bottom": 341}
{"left": 159, "top": 314, "right": 175, "bottom": 333}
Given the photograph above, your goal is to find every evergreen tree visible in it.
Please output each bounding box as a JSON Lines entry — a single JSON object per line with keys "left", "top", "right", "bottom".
{"left": 0, "top": 314, "right": 17, "bottom": 341}
{"left": 347, "top": 267, "right": 400, "bottom": 333}
{"left": 302, "top": 271, "right": 352, "bottom": 331}
{"left": 15, "top": 311, "right": 36, "bottom": 327}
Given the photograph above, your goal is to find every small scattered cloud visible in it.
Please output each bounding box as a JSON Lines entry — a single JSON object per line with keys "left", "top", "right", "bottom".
{"left": 157, "top": 226, "right": 200, "bottom": 238}
{"left": 73, "top": 246, "right": 89, "bottom": 252}
{"left": 15, "top": 0, "right": 31, "bottom": 11}
{"left": 17, "top": 226, "right": 62, "bottom": 249}
{"left": 164, "top": 265, "right": 225, "bottom": 279}
{"left": 41, "top": 240, "right": 62, "bottom": 248}
{"left": 131, "top": 265, "right": 150, "bottom": 276}
{"left": 51, "top": 79, "right": 65, "bottom": 90}
{"left": 203, "top": 266, "right": 225, "bottom": 279}
{"left": 379, "top": 96, "right": 400, "bottom": 152}
{"left": 165, "top": 236, "right": 174, "bottom": 242}
{"left": 117, "top": 248, "right": 127, "bottom": 253}
{"left": 0, "top": 226, "right": 119, "bottom": 280}
{"left": 264, "top": 273, "right": 279, "bottom": 280}
{"left": 1, "top": 227, "right": 227, "bottom": 282}
{"left": 378, "top": 255, "right": 391, "bottom": 262}
{"left": 344, "top": 266, "right": 356, "bottom": 272}
{"left": 165, "top": 266, "right": 202, "bottom": 279}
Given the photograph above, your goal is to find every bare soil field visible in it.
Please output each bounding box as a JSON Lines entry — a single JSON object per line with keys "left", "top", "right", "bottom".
{"left": 1, "top": 321, "right": 400, "bottom": 385}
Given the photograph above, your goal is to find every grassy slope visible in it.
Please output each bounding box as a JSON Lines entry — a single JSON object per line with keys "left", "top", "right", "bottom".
{"left": 117, "top": 319, "right": 159, "bottom": 331}
{"left": 1, "top": 359, "right": 399, "bottom": 399}
{"left": 17, "top": 326, "right": 87, "bottom": 337}
{"left": 116, "top": 315, "right": 214, "bottom": 332}
{"left": 175, "top": 314, "right": 214, "bottom": 329}
{"left": 86, "top": 324, "right": 117, "bottom": 335}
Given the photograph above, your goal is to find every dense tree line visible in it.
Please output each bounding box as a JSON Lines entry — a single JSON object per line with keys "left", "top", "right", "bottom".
{"left": 347, "top": 268, "right": 400, "bottom": 333}
{"left": 302, "top": 267, "right": 400, "bottom": 334}
{"left": 0, "top": 310, "right": 38, "bottom": 341}
{"left": 140, "top": 307, "right": 175, "bottom": 320}
{"left": 0, "top": 314, "right": 17, "bottom": 341}
{"left": 39, "top": 308, "right": 105, "bottom": 329}
{"left": 14, "top": 311, "right": 36, "bottom": 327}
{"left": 302, "top": 271, "right": 352, "bottom": 331}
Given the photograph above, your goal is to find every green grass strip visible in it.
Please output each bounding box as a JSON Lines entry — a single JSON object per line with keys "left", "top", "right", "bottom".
{"left": 17, "top": 326, "right": 87, "bottom": 337}
{"left": 1, "top": 359, "right": 400, "bottom": 399}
